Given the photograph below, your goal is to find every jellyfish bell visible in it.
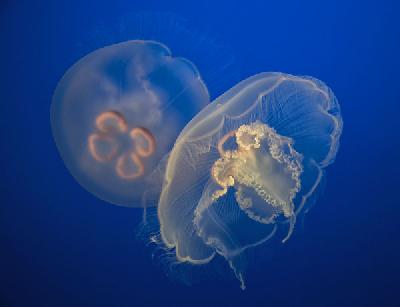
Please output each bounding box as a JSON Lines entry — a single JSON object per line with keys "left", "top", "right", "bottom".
{"left": 157, "top": 72, "right": 343, "bottom": 288}
{"left": 51, "top": 39, "right": 210, "bottom": 207}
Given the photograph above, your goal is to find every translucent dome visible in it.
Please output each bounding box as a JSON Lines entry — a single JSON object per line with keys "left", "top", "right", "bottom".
{"left": 51, "top": 40, "right": 209, "bottom": 207}
{"left": 157, "top": 72, "right": 343, "bottom": 288}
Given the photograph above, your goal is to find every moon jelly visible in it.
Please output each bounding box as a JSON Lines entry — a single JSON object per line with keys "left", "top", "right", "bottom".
{"left": 51, "top": 40, "right": 209, "bottom": 207}
{"left": 157, "top": 72, "right": 342, "bottom": 288}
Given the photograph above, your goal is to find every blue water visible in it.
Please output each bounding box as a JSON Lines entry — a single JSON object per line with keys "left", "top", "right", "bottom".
{"left": 1, "top": 0, "right": 399, "bottom": 306}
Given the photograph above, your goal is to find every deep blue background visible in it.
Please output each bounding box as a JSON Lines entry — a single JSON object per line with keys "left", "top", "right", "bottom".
{"left": 1, "top": 0, "right": 399, "bottom": 306}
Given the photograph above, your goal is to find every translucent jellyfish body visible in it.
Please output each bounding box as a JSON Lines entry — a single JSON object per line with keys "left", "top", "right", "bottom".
{"left": 157, "top": 72, "right": 342, "bottom": 288}
{"left": 51, "top": 40, "right": 209, "bottom": 207}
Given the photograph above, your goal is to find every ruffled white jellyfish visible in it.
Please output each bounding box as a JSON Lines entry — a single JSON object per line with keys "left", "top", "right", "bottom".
{"left": 157, "top": 72, "right": 342, "bottom": 288}
{"left": 51, "top": 40, "right": 209, "bottom": 207}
